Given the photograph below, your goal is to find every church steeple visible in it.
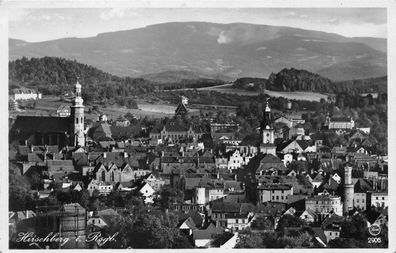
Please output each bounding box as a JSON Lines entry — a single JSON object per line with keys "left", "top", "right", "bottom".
{"left": 261, "top": 99, "right": 273, "bottom": 130}
{"left": 259, "top": 99, "right": 276, "bottom": 155}
{"left": 70, "top": 78, "right": 85, "bottom": 147}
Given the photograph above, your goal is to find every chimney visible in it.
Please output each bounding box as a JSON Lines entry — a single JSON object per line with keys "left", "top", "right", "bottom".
{"left": 124, "top": 152, "right": 128, "bottom": 158}
{"left": 31, "top": 145, "right": 34, "bottom": 153}
{"left": 103, "top": 152, "right": 107, "bottom": 158}
{"left": 25, "top": 140, "right": 28, "bottom": 146}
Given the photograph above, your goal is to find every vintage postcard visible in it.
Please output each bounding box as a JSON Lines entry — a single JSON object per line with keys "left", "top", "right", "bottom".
{"left": 2, "top": 0, "right": 394, "bottom": 251}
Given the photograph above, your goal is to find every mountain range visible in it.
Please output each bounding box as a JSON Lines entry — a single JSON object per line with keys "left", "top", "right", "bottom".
{"left": 9, "top": 22, "right": 387, "bottom": 81}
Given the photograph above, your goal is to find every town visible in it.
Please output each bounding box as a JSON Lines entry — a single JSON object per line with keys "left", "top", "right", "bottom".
{"left": 8, "top": 77, "right": 388, "bottom": 249}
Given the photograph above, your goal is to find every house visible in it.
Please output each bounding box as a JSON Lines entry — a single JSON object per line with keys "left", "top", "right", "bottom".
{"left": 277, "top": 140, "right": 303, "bottom": 154}
{"left": 253, "top": 153, "right": 288, "bottom": 178}
{"left": 56, "top": 104, "right": 71, "bottom": 117}
{"left": 299, "top": 209, "right": 318, "bottom": 223}
{"left": 289, "top": 126, "right": 305, "bottom": 139}
{"left": 369, "top": 191, "right": 388, "bottom": 208}
{"left": 89, "top": 122, "right": 113, "bottom": 140}
{"left": 274, "top": 116, "right": 293, "bottom": 128}
{"left": 192, "top": 223, "right": 224, "bottom": 248}
{"left": 282, "top": 153, "right": 293, "bottom": 165}
{"left": 327, "top": 116, "right": 355, "bottom": 129}
{"left": 226, "top": 213, "right": 252, "bottom": 231}
{"left": 149, "top": 120, "right": 203, "bottom": 145}
{"left": 46, "top": 160, "right": 76, "bottom": 180}
{"left": 219, "top": 232, "right": 238, "bottom": 249}
{"left": 366, "top": 210, "right": 388, "bottom": 227}
{"left": 353, "top": 178, "right": 373, "bottom": 211}
{"left": 226, "top": 150, "right": 244, "bottom": 171}
{"left": 87, "top": 179, "right": 113, "bottom": 196}
{"left": 257, "top": 184, "right": 293, "bottom": 203}
{"left": 9, "top": 96, "right": 18, "bottom": 111}
{"left": 178, "top": 212, "right": 204, "bottom": 236}
{"left": 311, "top": 227, "right": 327, "bottom": 247}
{"left": 323, "top": 224, "right": 341, "bottom": 243}
{"left": 144, "top": 173, "right": 165, "bottom": 191}
{"left": 87, "top": 209, "right": 119, "bottom": 228}
{"left": 139, "top": 182, "right": 155, "bottom": 203}
{"left": 210, "top": 202, "right": 241, "bottom": 228}
{"left": 114, "top": 115, "right": 130, "bottom": 127}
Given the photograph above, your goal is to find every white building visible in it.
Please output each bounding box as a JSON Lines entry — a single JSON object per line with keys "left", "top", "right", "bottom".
{"left": 370, "top": 192, "right": 388, "bottom": 208}
{"left": 257, "top": 184, "right": 293, "bottom": 203}
{"left": 305, "top": 195, "right": 342, "bottom": 217}
{"left": 11, "top": 88, "right": 42, "bottom": 101}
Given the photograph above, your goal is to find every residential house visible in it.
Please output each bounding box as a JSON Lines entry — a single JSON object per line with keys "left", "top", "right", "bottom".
{"left": 139, "top": 182, "right": 155, "bottom": 204}
{"left": 87, "top": 179, "right": 113, "bottom": 196}
{"left": 369, "top": 191, "right": 388, "bottom": 208}
{"left": 257, "top": 184, "right": 293, "bottom": 203}
{"left": 192, "top": 223, "right": 224, "bottom": 248}
{"left": 323, "top": 224, "right": 341, "bottom": 243}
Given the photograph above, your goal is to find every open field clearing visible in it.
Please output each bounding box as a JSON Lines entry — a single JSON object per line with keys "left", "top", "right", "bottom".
{"left": 167, "top": 83, "right": 329, "bottom": 102}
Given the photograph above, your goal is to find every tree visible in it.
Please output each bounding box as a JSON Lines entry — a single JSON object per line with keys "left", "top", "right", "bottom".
{"left": 276, "top": 214, "right": 307, "bottom": 235}
{"left": 251, "top": 216, "right": 274, "bottom": 231}
{"left": 154, "top": 186, "right": 184, "bottom": 211}
{"left": 235, "top": 230, "right": 264, "bottom": 248}
{"left": 129, "top": 214, "right": 179, "bottom": 248}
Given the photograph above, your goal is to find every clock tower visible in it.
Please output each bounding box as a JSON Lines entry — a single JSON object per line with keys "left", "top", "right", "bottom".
{"left": 259, "top": 100, "right": 276, "bottom": 155}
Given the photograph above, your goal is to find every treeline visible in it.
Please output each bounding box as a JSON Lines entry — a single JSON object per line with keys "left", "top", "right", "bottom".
{"left": 234, "top": 68, "right": 387, "bottom": 94}
{"left": 266, "top": 68, "right": 334, "bottom": 92}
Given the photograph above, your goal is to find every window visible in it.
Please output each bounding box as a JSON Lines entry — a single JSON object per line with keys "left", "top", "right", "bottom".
{"left": 382, "top": 197, "right": 385, "bottom": 200}
{"left": 272, "top": 196, "right": 274, "bottom": 200}
{"left": 330, "top": 232, "right": 332, "bottom": 236}
{"left": 281, "top": 196, "right": 284, "bottom": 200}
{"left": 276, "top": 196, "right": 279, "bottom": 200}
{"left": 376, "top": 197, "right": 379, "bottom": 200}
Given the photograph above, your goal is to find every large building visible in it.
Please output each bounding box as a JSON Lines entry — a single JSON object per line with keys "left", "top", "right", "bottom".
{"left": 257, "top": 184, "right": 293, "bottom": 203}
{"left": 10, "top": 80, "right": 86, "bottom": 147}
{"left": 10, "top": 88, "right": 42, "bottom": 101}
{"left": 305, "top": 195, "right": 343, "bottom": 217}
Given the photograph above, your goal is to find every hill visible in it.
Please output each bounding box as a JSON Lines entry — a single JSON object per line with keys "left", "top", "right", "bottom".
{"left": 233, "top": 68, "right": 387, "bottom": 94}
{"left": 9, "top": 22, "right": 387, "bottom": 81}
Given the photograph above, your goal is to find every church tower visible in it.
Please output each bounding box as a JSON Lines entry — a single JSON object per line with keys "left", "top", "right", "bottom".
{"left": 70, "top": 79, "right": 85, "bottom": 147}
{"left": 259, "top": 100, "right": 276, "bottom": 155}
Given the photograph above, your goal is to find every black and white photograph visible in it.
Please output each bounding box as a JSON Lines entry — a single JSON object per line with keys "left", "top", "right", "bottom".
{"left": 3, "top": 1, "right": 394, "bottom": 250}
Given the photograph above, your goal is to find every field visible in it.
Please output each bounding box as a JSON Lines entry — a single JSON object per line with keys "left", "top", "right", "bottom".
{"left": 178, "top": 83, "right": 330, "bottom": 102}
{"left": 10, "top": 96, "right": 185, "bottom": 120}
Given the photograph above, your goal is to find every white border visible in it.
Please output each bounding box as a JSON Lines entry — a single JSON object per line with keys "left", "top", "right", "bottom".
{"left": 1, "top": 1, "right": 395, "bottom": 252}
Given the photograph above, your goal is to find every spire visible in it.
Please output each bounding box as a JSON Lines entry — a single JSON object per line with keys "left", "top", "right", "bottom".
{"left": 265, "top": 99, "right": 271, "bottom": 112}
{"left": 73, "top": 77, "right": 84, "bottom": 107}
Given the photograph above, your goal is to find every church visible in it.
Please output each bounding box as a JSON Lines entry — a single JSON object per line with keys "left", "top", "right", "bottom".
{"left": 10, "top": 80, "right": 86, "bottom": 147}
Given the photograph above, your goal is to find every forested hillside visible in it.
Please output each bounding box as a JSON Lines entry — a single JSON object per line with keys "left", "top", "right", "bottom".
{"left": 9, "top": 57, "right": 225, "bottom": 107}
{"left": 261, "top": 68, "right": 386, "bottom": 94}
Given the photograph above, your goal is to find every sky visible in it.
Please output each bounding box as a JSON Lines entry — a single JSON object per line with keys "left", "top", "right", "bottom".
{"left": 8, "top": 8, "right": 387, "bottom": 42}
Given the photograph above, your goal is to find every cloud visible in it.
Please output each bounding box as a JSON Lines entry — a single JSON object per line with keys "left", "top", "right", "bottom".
{"left": 8, "top": 9, "right": 31, "bottom": 22}
{"left": 287, "top": 11, "right": 296, "bottom": 16}
{"left": 100, "top": 8, "right": 126, "bottom": 21}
